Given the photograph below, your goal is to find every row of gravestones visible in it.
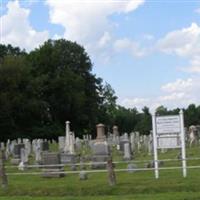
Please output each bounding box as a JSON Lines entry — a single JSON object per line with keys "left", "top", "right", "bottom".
{"left": 0, "top": 123, "right": 155, "bottom": 178}
{"left": 0, "top": 139, "right": 50, "bottom": 166}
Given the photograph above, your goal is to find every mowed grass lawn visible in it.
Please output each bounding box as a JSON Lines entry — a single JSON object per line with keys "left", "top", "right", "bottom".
{"left": 1, "top": 147, "right": 200, "bottom": 200}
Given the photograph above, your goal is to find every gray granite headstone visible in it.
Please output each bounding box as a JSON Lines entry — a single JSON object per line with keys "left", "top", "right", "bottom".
{"left": 79, "top": 171, "right": 88, "bottom": 180}
{"left": 91, "top": 124, "right": 110, "bottom": 169}
{"left": 127, "top": 163, "right": 137, "bottom": 173}
{"left": 41, "top": 152, "right": 64, "bottom": 178}
{"left": 123, "top": 143, "right": 131, "bottom": 160}
{"left": 11, "top": 144, "right": 25, "bottom": 165}
{"left": 41, "top": 141, "right": 49, "bottom": 151}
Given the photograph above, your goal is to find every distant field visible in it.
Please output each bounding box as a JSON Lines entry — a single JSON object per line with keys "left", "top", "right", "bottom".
{"left": 1, "top": 147, "right": 200, "bottom": 200}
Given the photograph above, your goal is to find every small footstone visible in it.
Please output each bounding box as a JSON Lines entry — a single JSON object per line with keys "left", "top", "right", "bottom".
{"left": 79, "top": 171, "right": 88, "bottom": 180}
{"left": 127, "top": 163, "right": 137, "bottom": 173}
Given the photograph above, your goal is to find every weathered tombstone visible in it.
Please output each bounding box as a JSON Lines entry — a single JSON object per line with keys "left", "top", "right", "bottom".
{"left": 0, "top": 143, "right": 5, "bottom": 151}
{"left": 41, "top": 141, "right": 49, "bottom": 151}
{"left": 75, "top": 137, "right": 82, "bottom": 151}
{"left": 148, "top": 133, "right": 153, "bottom": 155}
{"left": 58, "top": 136, "right": 65, "bottom": 152}
{"left": 5, "top": 140, "right": 11, "bottom": 159}
{"left": 119, "top": 133, "right": 130, "bottom": 152}
{"left": 11, "top": 144, "right": 25, "bottom": 165}
{"left": 79, "top": 171, "right": 88, "bottom": 180}
{"left": 61, "top": 122, "right": 78, "bottom": 164}
{"left": 91, "top": 124, "right": 110, "bottom": 169}
{"left": 17, "top": 138, "right": 22, "bottom": 144}
{"left": 24, "top": 139, "right": 31, "bottom": 156}
{"left": 20, "top": 148, "right": 28, "bottom": 164}
{"left": 35, "top": 146, "right": 42, "bottom": 164}
{"left": 41, "top": 152, "right": 64, "bottom": 178}
{"left": 127, "top": 163, "right": 137, "bottom": 173}
{"left": 71, "top": 164, "right": 77, "bottom": 171}
{"left": 113, "top": 125, "right": 119, "bottom": 136}
{"left": 123, "top": 143, "right": 132, "bottom": 160}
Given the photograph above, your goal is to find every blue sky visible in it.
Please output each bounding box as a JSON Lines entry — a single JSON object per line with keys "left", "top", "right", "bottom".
{"left": 1, "top": 0, "right": 200, "bottom": 111}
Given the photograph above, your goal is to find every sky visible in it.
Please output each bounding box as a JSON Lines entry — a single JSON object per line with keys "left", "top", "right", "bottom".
{"left": 1, "top": 0, "right": 200, "bottom": 111}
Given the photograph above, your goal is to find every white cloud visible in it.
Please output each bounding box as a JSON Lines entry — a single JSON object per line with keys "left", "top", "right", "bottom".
{"left": 119, "top": 77, "right": 200, "bottom": 111}
{"left": 119, "top": 97, "right": 150, "bottom": 110}
{"left": 181, "top": 56, "right": 200, "bottom": 73}
{"left": 161, "top": 78, "right": 193, "bottom": 93}
{"left": 46, "top": 0, "right": 144, "bottom": 54}
{"left": 195, "top": 8, "right": 200, "bottom": 14}
{"left": 98, "top": 31, "right": 111, "bottom": 48}
{"left": 157, "top": 23, "right": 200, "bottom": 57}
{"left": 143, "top": 34, "right": 154, "bottom": 41}
{"left": 113, "top": 38, "right": 147, "bottom": 57}
{"left": 1, "top": 0, "right": 49, "bottom": 51}
{"left": 157, "top": 23, "right": 200, "bottom": 74}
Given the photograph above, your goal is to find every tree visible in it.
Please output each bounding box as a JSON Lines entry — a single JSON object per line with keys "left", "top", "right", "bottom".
{"left": 135, "top": 106, "right": 152, "bottom": 135}
{"left": 0, "top": 44, "right": 26, "bottom": 64}
{"left": 156, "top": 105, "right": 168, "bottom": 115}
{"left": 185, "top": 104, "right": 199, "bottom": 126}
{"left": 0, "top": 55, "right": 51, "bottom": 140}
{"left": 28, "top": 39, "right": 102, "bottom": 138}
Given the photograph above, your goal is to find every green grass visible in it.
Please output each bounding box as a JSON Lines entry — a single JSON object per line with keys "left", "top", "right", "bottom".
{"left": 1, "top": 146, "right": 200, "bottom": 199}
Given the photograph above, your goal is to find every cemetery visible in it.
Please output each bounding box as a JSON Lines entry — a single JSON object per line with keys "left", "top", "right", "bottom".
{"left": 1, "top": 2, "right": 200, "bottom": 198}
{"left": 1, "top": 116, "right": 200, "bottom": 200}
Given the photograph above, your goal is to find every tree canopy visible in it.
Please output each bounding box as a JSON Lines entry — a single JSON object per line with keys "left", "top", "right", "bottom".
{"left": 0, "top": 41, "right": 200, "bottom": 141}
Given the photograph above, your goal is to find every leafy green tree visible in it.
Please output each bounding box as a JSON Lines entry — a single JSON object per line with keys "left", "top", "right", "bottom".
{"left": 156, "top": 105, "right": 168, "bottom": 115}
{"left": 0, "top": 55, "right": 49, "bottom": 140}
{"left": 135, "top": 106, "right": 152, "bottom": 135}
{"left": 28, "top": 39, "right": 102, "bottom": 137}
{"left": 185, "top": 104, "right": 199, "bottom": 126}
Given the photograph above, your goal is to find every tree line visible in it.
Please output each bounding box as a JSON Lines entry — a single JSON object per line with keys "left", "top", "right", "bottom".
{"left": 0, "top": 40, "right": 200, "bottom": 141}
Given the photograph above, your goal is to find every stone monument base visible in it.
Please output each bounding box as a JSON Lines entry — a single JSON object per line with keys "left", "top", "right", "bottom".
{"left": 42, "top": 168, "right": 65, "bottom": 178}
{"left": 41, "top": 152, "right": 65, "bottom": 178}
{"left": 10, "top": 158, "right": 20, "bottom": 165}
{"left": 60, "top": 153, "right": 78, "bottom": 164}
{"left": 91, "top": 155, "right": 110, "bottom": 169}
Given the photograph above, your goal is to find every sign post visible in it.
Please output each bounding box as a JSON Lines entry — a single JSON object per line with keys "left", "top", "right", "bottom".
{"left": 152, "top": 110, "right": 186, "bottom": 179}
{"left": 152, "top": 112, "right": 159, "bottom": 179}
{"left": 180, "top": 110, "right": 187, "bottom": 177}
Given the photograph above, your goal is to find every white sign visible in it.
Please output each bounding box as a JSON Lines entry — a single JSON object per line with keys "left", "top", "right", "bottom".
{"left": 152, "top": 111, "right": 187, "bottom": 179}
{"left": 156, "top": 116, "right": 180, "bottom": 134}
{"left": 157, "top": 135, "right": 180, "bottom": 149}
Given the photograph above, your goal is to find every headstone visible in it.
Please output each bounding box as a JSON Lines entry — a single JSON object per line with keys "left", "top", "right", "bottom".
{"left": 0, "top": 143, "right": 5, "bottom": 151}
{"left": 41, "top": 152, "right": 64, "bottom": 178}
{"left": 17, "top": 138, "right": 22, "bottom": 144}
{"left": 24, "top": 139, "right": 31, "bottom": 156}
{"left": 113, "top": 125, "right": 119, "bottom": 136}
{"left": 35, "top": 146, "right": 42, "bottom": 164}
{"left": 127, "top": 163, "right": 137, "bottom": 173}
{"left": 75, "top": 137, "right": 82, "bottom": 151}
{"left": 91, "top": 124, "right": 110, "bottom": 169}
{"left": 64, "top": 121, "right": 70, "bottom": 153}
{"left": 119, "top": 133, "right": 130, "bottom": 152}
{"left": 96, "top": 124, "right": 106, "bottom": 141}
{"left": 20, "top": 148, "right": 28, "bottom": 164}
{"left": 61, "top": 122, "right": 77, "bottom": 164}
{"left": 11, "top": 144, "right": 25, "bottom": 165}
{"left": 123, "top": 143, "right": 131, "bottom": 160}
{"left": 41, "top": 141, "right": 49, "bottom": 151}
{"left": 58, "top": 136, "right": 65, "bottom": 152}
{"left": 148, "top": 133, "right": 153, "bottom": 155}
{"left": 79, "top": 171, "right": 88, "bottom": 180}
